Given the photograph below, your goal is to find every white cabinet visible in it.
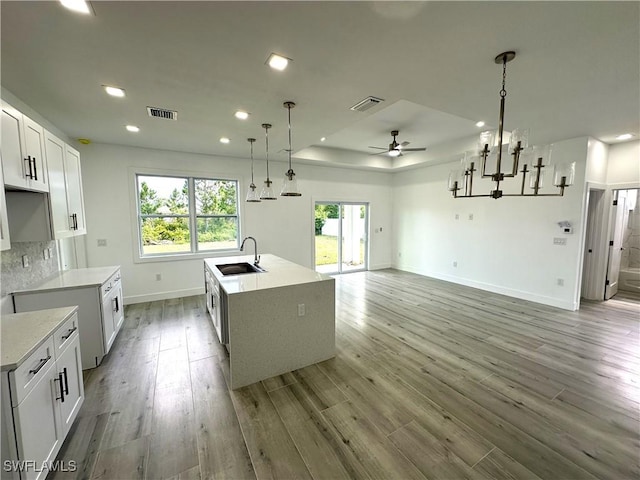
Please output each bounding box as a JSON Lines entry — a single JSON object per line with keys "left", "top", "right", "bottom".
{"left": 13, "top": 267, "right": 124, "bottom": 370}
{"left": 43, "top": 132, "right": 86, "bottom": 238}
{"left": 0, "top": 154, "right": 11, "bottom": 251}
{"left": 101, "top": 272, "right": 124, "bottom": 354}
{"left": 1, "top": 103, "right": 48, "bottom": 193}
{"left": 1, "top": 310, "right": 84, "bottom": 480}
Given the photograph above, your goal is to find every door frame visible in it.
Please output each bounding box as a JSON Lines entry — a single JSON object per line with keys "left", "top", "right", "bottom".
{"left": 313, "top": 201, "right": 369, "bottom": 274}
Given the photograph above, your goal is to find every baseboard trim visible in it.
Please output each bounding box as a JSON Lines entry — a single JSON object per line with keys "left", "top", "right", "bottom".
{"left": 393, "top": 264, "right": 578, "bottom": 311}
{"left": 124, "top": 287, "right": 204, "bottom": 305}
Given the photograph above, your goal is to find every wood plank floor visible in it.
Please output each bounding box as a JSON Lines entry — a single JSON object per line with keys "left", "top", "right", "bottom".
{"left": 51, "top": 269, "right": 640, "bottom": 480}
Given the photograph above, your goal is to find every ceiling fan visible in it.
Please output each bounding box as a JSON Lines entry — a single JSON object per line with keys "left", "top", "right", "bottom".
{"left": 368, "top": 130, "right": 427, "bottom": 157}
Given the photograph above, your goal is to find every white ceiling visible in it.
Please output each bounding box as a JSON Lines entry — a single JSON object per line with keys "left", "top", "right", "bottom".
{"left": 1, "top": 1, "right": 638, "bottom": 171}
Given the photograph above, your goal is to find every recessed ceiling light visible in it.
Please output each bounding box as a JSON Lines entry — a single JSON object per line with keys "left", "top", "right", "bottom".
{"left": 104, "top": 85, "right": 125, "bottom": 97}
{"left": 616, "top": 133, "right": 634, "bottom": 141}
{"left": 60, "top": 0, "right": 92, "bottom": 15}
{"left": 475, "top": 121, "right": 485, "bottom": 128}
{"left": 234, "top": 111, "right": 250, "bottom": 120}
{"left": 266, "top": 53, "right": 290, "bottom": 71}
{"left": 126, "top": 125, "right": 139, "bottom": 133}
{"left": 320, "top": 137, "right": 326, "bottom": 142}
{"left": 220, "top": 137, "right": 230, "bottom": 144}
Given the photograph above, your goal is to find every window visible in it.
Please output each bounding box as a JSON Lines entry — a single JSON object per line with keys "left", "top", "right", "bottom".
{"left": 136, "top": 174, "right": 239, "bottom": 257}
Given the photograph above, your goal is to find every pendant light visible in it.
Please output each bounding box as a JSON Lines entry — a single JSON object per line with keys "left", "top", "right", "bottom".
{"left": 245, "top": 138, "right": 261, "bottom": 202}
{"left": 281, "top": 101, "right": 302, "bottom": 196}
{"left": 259, "top": 123, "right": 277, "bottom": 200}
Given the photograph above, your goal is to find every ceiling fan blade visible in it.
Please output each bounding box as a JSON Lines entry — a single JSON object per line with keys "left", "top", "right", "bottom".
{"left": 368, "top": 146, "right": 387, "bottom": 150}
{"left": 371, "top": 150, "right": 390, "bottom": 156}
{"left": 402, "top": 147, "right": 427, "bottom": 151}
{"left": 400, "top": 141, "right": 410, "bottom": 147}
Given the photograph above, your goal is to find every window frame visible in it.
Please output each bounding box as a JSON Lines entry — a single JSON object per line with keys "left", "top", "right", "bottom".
{"left": 131, "top": 167, "right": 244, "bottom": 263}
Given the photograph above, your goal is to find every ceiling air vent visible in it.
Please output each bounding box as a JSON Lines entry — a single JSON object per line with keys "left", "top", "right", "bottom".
{"left": 147, "top": 106, "right": 178, "bottom": 120}
{"left": 350, "top": 96, "right": 384, "bottom": 112}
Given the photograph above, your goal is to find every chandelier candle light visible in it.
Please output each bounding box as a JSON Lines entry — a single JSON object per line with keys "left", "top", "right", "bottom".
{"left": 245, "top": 138, "right": 261, "bottom": 202}
{"left": 260, "top": 123, "right": 277, "bottom": 200}
{"left": 449, "top": 51, "right": 575, "bottom": 199}
{"left": 281, "top": 101, "right": 302, "bottom": 196}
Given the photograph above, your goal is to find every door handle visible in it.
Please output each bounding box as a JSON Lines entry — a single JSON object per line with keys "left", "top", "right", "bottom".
{"left": 55, "top": 372, "right": 65, "bottom": 403}
{"left": 115, "top": 296, "right": 120, "bottom": 312}
{"left": 62, "top": 367, "right": 69, "bottom": 395}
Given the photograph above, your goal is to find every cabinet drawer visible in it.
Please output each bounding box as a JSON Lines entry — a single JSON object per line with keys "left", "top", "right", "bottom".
{"left": 53, "top": 312, "right": 79, "bottom": 356}
{"left": 101, "top": 270, "right": 121, "bottom": 299}
{"left": 10, "top": 337, "right": 55, "bottom": 407}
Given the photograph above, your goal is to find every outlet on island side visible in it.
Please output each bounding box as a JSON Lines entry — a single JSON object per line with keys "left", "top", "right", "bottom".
{"left": 298, "top": 304, "right": 306, "bottom": 317}
{"left": 156, "top": 273, "right": 162, "bottom": 281}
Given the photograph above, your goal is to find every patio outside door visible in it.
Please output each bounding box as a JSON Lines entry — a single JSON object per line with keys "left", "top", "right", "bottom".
{"left": 314, "top": 202, "right": 368, "bottom": 274}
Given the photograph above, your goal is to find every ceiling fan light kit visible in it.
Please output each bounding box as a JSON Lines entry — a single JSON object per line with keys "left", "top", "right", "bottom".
{"left": 449, "top": 51, "right": 575, "bottom": 199}
{"left": 369, "top": 129, "right": 426, "bottom": 157}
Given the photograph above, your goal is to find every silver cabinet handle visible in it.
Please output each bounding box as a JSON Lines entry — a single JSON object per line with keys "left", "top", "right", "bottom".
{"left": 29, "top": 355, "right": 51, "bottom": 375}
{"left": 61, "top": 326, "right": 77, "bottom": 341}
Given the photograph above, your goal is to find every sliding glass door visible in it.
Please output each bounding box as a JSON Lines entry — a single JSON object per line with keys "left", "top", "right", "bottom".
{"left": 315, "top": 202, "right": 368, "bottom": 274}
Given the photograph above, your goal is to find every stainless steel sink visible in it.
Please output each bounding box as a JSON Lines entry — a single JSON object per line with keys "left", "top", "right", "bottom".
{"left": 216, "top": 262, "right": 266, "bottom": 276}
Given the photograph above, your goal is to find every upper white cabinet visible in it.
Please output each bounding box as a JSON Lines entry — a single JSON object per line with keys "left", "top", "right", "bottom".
{"left": 0, "top": 153, "right": 11, "bottom": 251}
{"left": 44, "top": 132, "right": 86, "bottom": 238}
{"left": 1, "top": 103, "right": 48, "bottom": 193}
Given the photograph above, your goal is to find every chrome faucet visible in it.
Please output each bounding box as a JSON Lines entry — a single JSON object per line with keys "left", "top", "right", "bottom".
{"left": 240, "top": 236, "right": 260, "bottom": 265}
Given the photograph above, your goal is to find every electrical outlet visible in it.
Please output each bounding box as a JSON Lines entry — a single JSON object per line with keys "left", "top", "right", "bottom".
{"left": 97, "top": 239, "right": 107, "bottom": 247}
{"left": 298, "top": 304, "right": 306, "bottom": 316}
{"left": 398, "top": 252, "right": 402, "bottom": 258}
{"left": 43, "top": 249, "right": 49, "bottom": 260}
{"left": 156, "top": 273, "right": 162, "bottom": 281}
{"left": 48, "top": 247, "right": 53, "bottom": 258}
{"left": 455, "top": 213, "right": 459, "bottom": 220}
{"left": 453, "top": 261, "right": 458, "bottom": 267}
{"left": 468, "top": 213, "right": 474, "bottom": 221}
{"left": 22, "top": 255, "right": 29, "bottom": 268}
{"left": 553, "top": 237, "right": 567, "bottom": 245}
{"left": 557, "top": 278, "right": 564, "bottom": 286}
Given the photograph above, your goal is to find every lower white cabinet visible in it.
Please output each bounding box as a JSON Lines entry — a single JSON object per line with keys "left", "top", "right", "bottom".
{"left": 1, "top": 310, "right": 84, "bottom": 480}
{"left": 13, "top": 267, "right": 124, "bottom": 370}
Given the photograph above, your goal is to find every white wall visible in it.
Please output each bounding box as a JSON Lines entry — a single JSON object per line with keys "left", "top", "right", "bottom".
{"left": 392, "top": 137, "right": 590, "bottom": 310}
{"left": 79, "top": 143, "right": 392, "bottom": 303}
{"left": 607, "top": 140, "right": 640, "bottom": 187}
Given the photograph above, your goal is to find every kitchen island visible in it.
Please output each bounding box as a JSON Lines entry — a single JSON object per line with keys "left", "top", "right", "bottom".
{"left": 204, "top": 254, "right": 335, "bottom": 389}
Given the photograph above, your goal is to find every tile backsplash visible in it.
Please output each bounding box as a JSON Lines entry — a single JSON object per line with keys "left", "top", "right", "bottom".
{"left": 1, "top": 241, "right": 58, "bottom": 299}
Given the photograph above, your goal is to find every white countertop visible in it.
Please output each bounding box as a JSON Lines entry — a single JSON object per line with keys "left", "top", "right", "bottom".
{"left": 12, "top": 266, "right": 120, "bottom": 295}
{"left": 205, "top": 254, "right": 332, "bottom": 295}
{"left": 1, "top": 306, "right": 78, "bottom": 371}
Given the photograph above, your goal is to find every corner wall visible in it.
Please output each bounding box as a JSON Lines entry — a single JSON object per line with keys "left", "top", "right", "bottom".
{"left": 392, "top": 137, "right": 590, "bottom": 310}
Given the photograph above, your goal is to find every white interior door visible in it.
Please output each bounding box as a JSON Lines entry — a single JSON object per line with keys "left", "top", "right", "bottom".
{"left": 605, "top": 193, "right": 626, "bottom": 299}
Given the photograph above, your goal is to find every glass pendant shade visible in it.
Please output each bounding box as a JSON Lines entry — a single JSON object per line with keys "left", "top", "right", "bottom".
{"left": 260, "top": 179, "right": 277, "bottom": 200}
{"left": 280, "top": 101, "right": 302, "bottom": 196}
{"left": 509, "top": 128, "right": 529, "bottom": 153}
{"left": 448, "top": 169, "right": 463, "bottom": 191}
{"left": 478, "top": 130, "right": 496, "bottom": 153}
{"left": 246, "top": 183, "right": 261, "bottom": 202}
{"left": 529, "top": 169, "right": 545, "bottom": 189}
{"left": 553, "top": 162, "right": 576, "bottom": 187}
{"left": 281, "top": 170, "right": 301, "bottom": 196}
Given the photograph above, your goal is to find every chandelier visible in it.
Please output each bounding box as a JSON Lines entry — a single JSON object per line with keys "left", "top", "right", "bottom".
{"left": 449, "top": 51, "right": 575, "bottom": 199}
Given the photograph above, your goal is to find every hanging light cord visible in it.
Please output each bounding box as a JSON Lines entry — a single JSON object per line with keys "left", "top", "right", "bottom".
{"left": 250, "top": 139, "right": 255, "bottom": 183}
{"left": 287, "top": 103, "right": 293, "bottom": 171}
{"left": 265, "top": 126, "right": 270, "bottom": 180}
